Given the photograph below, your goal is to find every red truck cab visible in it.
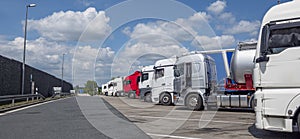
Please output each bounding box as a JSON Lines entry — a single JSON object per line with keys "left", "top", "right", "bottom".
{"left": 123, "top": 71, "right": 141, "bottom": 98}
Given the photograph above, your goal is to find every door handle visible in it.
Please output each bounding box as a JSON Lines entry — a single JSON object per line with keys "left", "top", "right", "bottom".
{"left": 162, "top": 83, "right": 165, "bottom": 86}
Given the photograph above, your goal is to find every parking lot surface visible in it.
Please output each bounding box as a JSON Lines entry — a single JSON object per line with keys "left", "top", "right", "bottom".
{"left": 102, "top": 95, "right": 300, "bottom": 139}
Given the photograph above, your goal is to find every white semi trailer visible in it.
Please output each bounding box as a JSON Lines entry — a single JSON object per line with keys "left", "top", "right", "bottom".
{"left": 254, "top": 0, "right": 300, "bottom": 132}
{"left": 139, "top": 65, "right": 154, "bottom": 102}
{"left": 151, "top": 57, "right": 177, "bottom": 105}
{"left": 173, "top": 53, "right": 217, "bottom": 110}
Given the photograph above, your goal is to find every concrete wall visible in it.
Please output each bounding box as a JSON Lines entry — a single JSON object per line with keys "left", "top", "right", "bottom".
{"left": 0, "top": 55, "right": 73, "bottom": 97}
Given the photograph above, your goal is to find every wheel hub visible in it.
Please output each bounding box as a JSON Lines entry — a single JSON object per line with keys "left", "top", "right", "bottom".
{"left": 162, "top": 96, "right": 169, "bottom": 103}
{"left": 189, "top": 97, "right": 198, "bottom": 107}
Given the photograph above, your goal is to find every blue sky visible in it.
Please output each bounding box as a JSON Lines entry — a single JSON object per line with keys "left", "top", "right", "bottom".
{"left": 0, "top": 0, "right": 291, "bottom": 86}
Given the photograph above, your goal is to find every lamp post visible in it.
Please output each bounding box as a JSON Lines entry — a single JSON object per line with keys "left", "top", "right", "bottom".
{"left": 21, "top": 4, "right": 36, "bottom": 95}
{"left": 61, "top": 53, "right": 66, "bottom": 93}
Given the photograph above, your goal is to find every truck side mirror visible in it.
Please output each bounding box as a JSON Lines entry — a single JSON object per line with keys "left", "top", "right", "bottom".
{"left": 255, "top": 55, "right": 269, "bottom": 63}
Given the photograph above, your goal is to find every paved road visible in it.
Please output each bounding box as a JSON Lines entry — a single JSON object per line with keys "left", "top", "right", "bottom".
{"left": 102, "top": 96, "right": 300, "bottom": 139}
{"left": 0, "top": 96, "right": 150, "bottom": 139}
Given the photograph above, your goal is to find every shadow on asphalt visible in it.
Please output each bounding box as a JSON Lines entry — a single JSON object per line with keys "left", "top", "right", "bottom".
{"left": 248, "top": 124, "right": 300, "bottom": 139}
{"left": 101, "top": 98, "right": 131, "bottom": 122}
{"left": 174, "top": 106, "right": 254, "bottom": 113}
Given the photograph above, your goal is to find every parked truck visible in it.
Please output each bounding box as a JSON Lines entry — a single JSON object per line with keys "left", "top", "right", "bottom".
{"left": 107, "top": 77, "right": 124, "bottom": 96}
{"left": 123, "top": 71, "right": 141, "bottom": 98}
{"left": 254, "top": 0, "right": 300, "bottom": 132}
{"left": 217, "top": 42, "right": 257, "bottom": 109}
{"left": 139, "top": 65, "right": 154, "bottom": 102}
{"left": 173, "top": 52, "right": 218, "bottom": 110}
{"left": 151, "top": 57, "right": 177, "bottom": 105}
{"left": 102, "top": 83, "right": 108, "bottom": 95}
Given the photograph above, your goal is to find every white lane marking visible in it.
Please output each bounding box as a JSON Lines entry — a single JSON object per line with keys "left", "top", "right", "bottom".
{"left": 126, "top": 115, "right": 253, "bottom": 125}
{"left": 147, "top": 133, "right": 202, "bottom": 139}
{"left": 0, "top": 97, "right": 71, "bottom": 116}
{"left": 115, "top": 108, "right": 253, "bottom": 115}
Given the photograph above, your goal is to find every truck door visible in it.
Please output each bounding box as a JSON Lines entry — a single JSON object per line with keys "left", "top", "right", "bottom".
{"left": 185, "top": 63, "right": 192, "bottom": 88}
{"left": 152, "top": 68, "right": 165, "bottom": 92}
{"left": 256, "top": 22, "right": 300, "bottom": 88}
{"left": 256, "top": 21, "right": 300, "bottom": 115}
{"left": 178, "top": 63, "right": 192, "bottom": 98}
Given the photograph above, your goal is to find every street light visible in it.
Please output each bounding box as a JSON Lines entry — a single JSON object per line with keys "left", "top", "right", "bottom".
{"left": 21, "top": 3, "right": 36, "bottom": 95}
{"left": 61, "top": 53, "right": 66, "bottom": 93}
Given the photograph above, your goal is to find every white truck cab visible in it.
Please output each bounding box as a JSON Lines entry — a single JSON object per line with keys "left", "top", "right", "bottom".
{"left": 254, "top": 0, "right": 300, "bottom": 132}
{"left": 139, "top": 65, "right": 154, "bottom": 102}
{"left": 102, "top": 83, "right": 108, "bottom": 95}
{"left": 151, "top": 57, "right": 177, "bottom": 105}
{"left": 107, "top": 77, "right": 124, "bottom": 96}
{"left": 174, "top": 52, "right": 217, "bottom": 110}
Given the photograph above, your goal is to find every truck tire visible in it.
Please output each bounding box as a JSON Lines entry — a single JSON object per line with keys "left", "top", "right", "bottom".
{"left": 144, "top": 92, "right": 152, "bottom": 102}
{"left": 160, "top": 93, "right": 172, "bottom": 106}
{"left": 115, "top": 92, "right": 119, "bottom": 97}
{"left": 128, "top": 92, "right": 136, "bottom": 99}
{"left": 186, "top": 94, "right": 203, "bottom": 110}
{"left": 298, "top": 113, "right": 300, "bottom": 132}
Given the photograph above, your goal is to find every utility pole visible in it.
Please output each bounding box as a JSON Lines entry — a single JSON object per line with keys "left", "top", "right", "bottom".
{"left": 61, "top": 53, "right": 65, "bottom": 93}
{"left": 21, "top": 4, "right": 36, "bottom": 95}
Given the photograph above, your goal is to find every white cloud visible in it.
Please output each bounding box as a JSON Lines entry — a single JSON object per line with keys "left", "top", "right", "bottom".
{"left": 111, "top": 37, "right": 188, "bottom": 77}
{"left": 0, "top": 8, "right": 114, "bottom": 86}
{"left": 204, "top": 1, "right": 260, "bottom": 38}
{"left": 224, "top": 20, "right": 261, "bottom": 35}
{"left": 192, "top": 35, "right": 235, "bottom": 49}
{"left": 0, "top": 37, "right": 72, "bottom": 80}
{"left": 218, "top": 12, "right": 235, "bottom": 24}
{"left": 207, "top": 0, "right": 226, "bottom": 15}
{"left": 27, "top": 7, "right": 111, "bottom": 42}
{"left": 73, "top": 46, "right": 115, "bottom": 86}
{"left": 78, "top": 0, "right": 94, "bottom": 6}
{"left": 123, "top": 11, "right": 212, "bottom": 42}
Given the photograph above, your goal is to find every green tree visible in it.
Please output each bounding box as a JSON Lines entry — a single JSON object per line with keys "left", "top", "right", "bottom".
{"left": 84, "top": 80, "right": 98, "bottom": 96}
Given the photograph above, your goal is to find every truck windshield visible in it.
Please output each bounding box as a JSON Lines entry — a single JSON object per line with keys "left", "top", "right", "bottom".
{"left": 174, "top": 64, "right": 184, "bottom": 77}
{"left": 264, "top": 21, "right": 300, "bottom": 54}
{"left": 154, "top": 68, "right": 164, "bottom": 79}
{"left": 141, "top": 73, "right": 149, "bottom": 82}
{"left": 123, "top": 80, "right": 131, "bottom": 85}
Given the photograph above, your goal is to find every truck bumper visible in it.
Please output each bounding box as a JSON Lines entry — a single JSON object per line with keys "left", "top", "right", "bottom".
{"left": 256, "top": 111, "right": 294, "bottom": 132}
{"left": 254, "top": 90, "right": 294, "bottom": 132}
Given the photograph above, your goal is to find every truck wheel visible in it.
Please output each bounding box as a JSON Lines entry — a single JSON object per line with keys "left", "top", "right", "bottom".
{"left": 144, "top": 93, "right": 152, "bottom": 102}
{"left": 128, "top": 92, "right": 135, "bottom": 99}
{"left": 297, "top": 113, "right": 300, "bottom": 133}
{"left": 160, "top": 93, "right": 172, "bottom": 106}
{"left": 186, "top": 94, "right": 203, "bottom": 110}
{"left": 105, "top": 92, "right": 108, "bottom": 96}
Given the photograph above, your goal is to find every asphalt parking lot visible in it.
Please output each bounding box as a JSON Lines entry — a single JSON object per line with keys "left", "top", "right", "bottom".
{"left": 101, "top": 95, "right": 300, "bottom": 139}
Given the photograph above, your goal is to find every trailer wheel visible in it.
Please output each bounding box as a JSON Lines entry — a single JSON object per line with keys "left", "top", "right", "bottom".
{"left": 144, "top": 93, "right": 152, "bottom": 102}
{"left": 160, "top": 93, "right": 172, "bottom": 106}
{"left": 186, "top": 94, "right": 203, "bottom": 110}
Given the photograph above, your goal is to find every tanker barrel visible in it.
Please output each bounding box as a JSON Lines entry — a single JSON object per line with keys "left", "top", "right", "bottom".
{"left": 230, "top": 42, "right": 257, "bottom": 84}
